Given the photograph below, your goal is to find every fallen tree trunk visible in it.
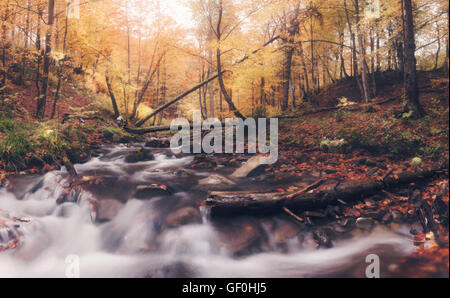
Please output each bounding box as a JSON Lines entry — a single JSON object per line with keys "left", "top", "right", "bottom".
{"left": 205, "top": 166, "right": 447, "bottom": 217}
{"left": 135, "top": 36, "right": 281, "bottom": 127}
{"left": 125, "top": 121, "right": 228, "bottom": 135}
{"left": 135, "top": 71, "right": 224, "bottom": 127}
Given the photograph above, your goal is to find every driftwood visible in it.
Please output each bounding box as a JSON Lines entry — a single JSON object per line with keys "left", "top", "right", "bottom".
{"left": 205, "top": 167, "right": 446, "bottom": 217}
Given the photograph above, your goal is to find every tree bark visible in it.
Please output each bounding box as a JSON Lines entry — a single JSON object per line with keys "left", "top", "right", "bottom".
{"left": 51, "top": 2, "right": 70, "bottom": 119}
{"left": 105, "top": 74, "right": 120, "bottom": 119}
{"left": 402, "top": 0, "right": 424, "bottom": 118}
{"left": 36, "top": 0, "right": 55, "bottom": 120}
{"left": 215, "top": 0, "right": 244, "bottom": 119}
{"left": 354, "top": 0, "right": 371, "bottom": 103}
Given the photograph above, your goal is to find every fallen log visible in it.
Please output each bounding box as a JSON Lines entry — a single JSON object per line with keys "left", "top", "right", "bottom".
{"left": 205, "top": 167, "right": 447, "bottom": 217}
{"left": 135, "top": 37, "right": 281, "bottom": 127}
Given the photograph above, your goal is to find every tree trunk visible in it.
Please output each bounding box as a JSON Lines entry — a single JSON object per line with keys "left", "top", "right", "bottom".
{"left": 282, "top": 46, "right": 294, "bottom": 111}
{"left": 344, "top": 0, "right": 364, "bottom": 98}
{"left": 1, "top": 0, "right": 10, "bottom": 102}
{"left": 36, "top": 0, "right": 55, "bottom": 120}
{"left": 215, "top": 0, "right": 244, "bottom": 119}
{"left": 402, "top": 0, "right": 424, "bottom": 118}
{"left": 205, "top": 167, "right": 445, "bottom": 217}
{"left": 51, "top": 2, "right": 70, "bottom": 119}
{"left": 105, "top": 74, "right": 120, "bottom": 119}
{"left": 354, "top": 0, "right": 371, "bottom": 103}
{"left": 434, "top": 22, "right": 441, "bottom": 71}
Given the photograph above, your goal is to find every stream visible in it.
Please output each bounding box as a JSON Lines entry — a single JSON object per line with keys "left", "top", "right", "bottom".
{"left": 0, "top": 143, "right": 417, "bottom": 278}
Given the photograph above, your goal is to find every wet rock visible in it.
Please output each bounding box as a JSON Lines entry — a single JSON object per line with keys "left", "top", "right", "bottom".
{"left": 313, "top": 228, "right": 333, "bottom": 248}
{"left": 391, "top": 210, "right": 404, "bottom": 223}
{"left": 165, "top": 207, "right": 202, "bottom": 228}
{"left": 273, "top": 222, "right": 302, "bottom": 244}
{"left": 119, "top": 135, "right": 141, "bottom": 144}
{"left": 0, "top": 212, "right": 24, "bottom": 251}
{"left": 195, "top": 174, "right": 235, "bottom": 191}
{"left": 96, "top": 199, "right": 125, "bottom": 222}
{"left": 356, "top": 217, "right": 375, "bottom": 230}
{"left": 124, "top": 148, "right": 154, "bottom": 163}
{"left": 231, "top": 155, "right": 268, "bottom": 178}
{"left": 215, "top": 220, "right": 265, "bottom": 256}
{"left": 174, "top": 169, "right": 195, "bottom": 178}
{"left": 145, "top": 138, "right": 171, "bottom": 148}
{"left": 133, "top": 184, "right": 172, "bottom": 199}
{"left": 192, "top": 155, "right": 217, "bottom": 169}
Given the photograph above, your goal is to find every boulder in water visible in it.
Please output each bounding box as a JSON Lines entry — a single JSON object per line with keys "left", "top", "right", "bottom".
{"left": 215, "top": 220, "right": 266, "bottom": 256}
{"left": 124, "top": 148, "right": 154, "bottom": 163}
{"left": 133, "top": 184, "right": 173, "bottom": 199}
{"left": 356, "top": 217, "right": 375, "bottom": 230}
{"left": 165, "top": 207, "right": 202, "bottom": 228}
{"left": 192, "top": 155, "right": 217, "bottom": 169}
{"left": 313, "top": 228, "right": 333, "bottom": 248}
{"left": 231, "top": 155, "right": 267, "bottom": 178}
{"left": 273, "top": 222, "right": 302, "bottom": 244}
{"left": 145, "top": 138, "right": 171, "bottom": 148}
{"left": 195, "top": 174, "right": 235, "bottom": 191}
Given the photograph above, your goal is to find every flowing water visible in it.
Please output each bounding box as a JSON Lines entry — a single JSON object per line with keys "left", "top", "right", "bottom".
{"left": 0, "top": 144, "right": 416, "bottom": 278}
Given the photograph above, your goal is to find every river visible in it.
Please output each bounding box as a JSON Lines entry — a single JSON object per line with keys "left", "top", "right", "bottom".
{"left": 0, "top": 143, "right": 416, "bottom": 277}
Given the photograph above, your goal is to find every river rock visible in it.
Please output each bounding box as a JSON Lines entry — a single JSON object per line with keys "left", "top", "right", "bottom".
{"left": 133, "top": 184, "right": 173, "bottom": 199}
{"left": 231, "top": 155, "right": 267, "bottom": 178}
{"left": 313, "top": 228, "right": 333, "bottom": 248}
{"left": 124, "top": 148, "right": 154, "bottom": 163}
{"left": 356, "top": 217, "right": 375, "bottom": 230}
{"left": 174, "top": 169, "right": 195, "bottom": 178}
{"left": 145, "top": 138, "right": 171, "bottom": 148}
{"left": 216, "top": 220, "right": 265, "bottom": 256}
{"left": 273, "top": 222, "right": 302, "bottom": 244}
{"left": 165, "top": 207, "right": 202, "bottom": 228}
{"left": 192, "top": 155, "right": 217, "bottom": 169}
{"left": 96, "top": 199, "right": 125, "bottom": 222}
{"left": 195, "top": 174, "right": 235, "bottom": 191}
{"left": 391, "top": 210, "right": 404, "bottom": 223}
{"left": 0, "top": 212, "right": 26, "bottom": 251}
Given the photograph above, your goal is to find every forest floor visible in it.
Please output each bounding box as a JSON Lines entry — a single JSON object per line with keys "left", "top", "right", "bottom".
{"left": 0, "top": 70, "right": 449, "bottom": 277}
